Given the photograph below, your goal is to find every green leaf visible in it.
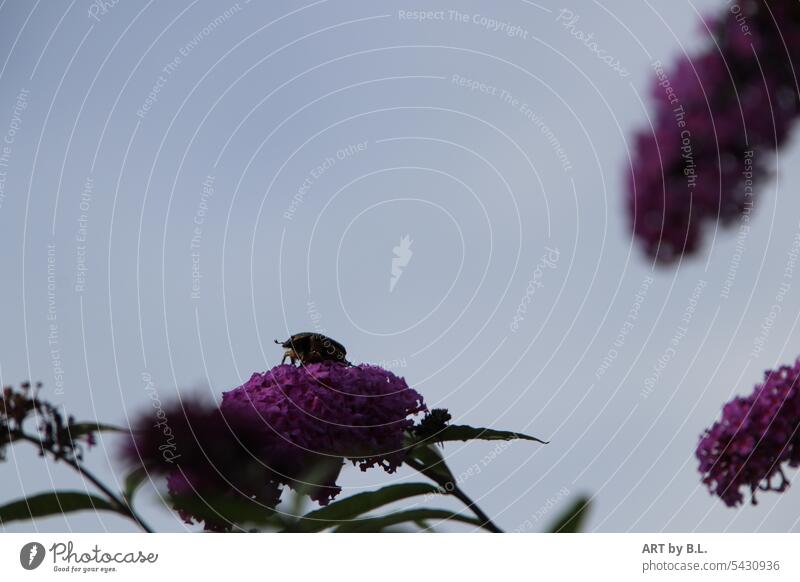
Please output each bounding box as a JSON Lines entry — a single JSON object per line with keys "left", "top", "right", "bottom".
{"left": 289, "top": 483, "right": 442, "bottom": 532}
{"left": 0, "top": 491, "right": 117, "bottom": 524}
{"left": 123, "top": 467, "right": 148, "bottom": 502}
{"left": 405, "top": 444, "right": 455, "bottom": 483}
{"left": 333, "top": 508, "right": 485, "bottom": 532}
{"left": 67, "top": 422, "right": 126, "bottom": 438}
{"left": 421, "top": 425, "right": 547, "bottom": 445}
{"left": 548, "top": 496, "right": 591, "bottom": 533}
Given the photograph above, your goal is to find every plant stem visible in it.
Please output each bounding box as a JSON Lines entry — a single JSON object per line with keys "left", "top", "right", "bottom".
{"left": 68, "top": 458, "right": 154, "bottom": 533}
{"left": 404, "top": 457, "right": 503, "bottom": 533}
{"left": 19, "top": 433, "right": 154, "bottom": 533}
{"left": 446, "top": 484, "right": 503, "bottom": 533}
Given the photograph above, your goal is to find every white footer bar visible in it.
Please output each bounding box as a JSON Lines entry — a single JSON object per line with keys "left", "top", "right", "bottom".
{"left": 1, "top": 533, "right": 797, "bottom": 581}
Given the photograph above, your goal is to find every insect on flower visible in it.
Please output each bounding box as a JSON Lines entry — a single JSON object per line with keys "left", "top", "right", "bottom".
{"left": 274, "top": 333, "right": 351, "bottom": 366}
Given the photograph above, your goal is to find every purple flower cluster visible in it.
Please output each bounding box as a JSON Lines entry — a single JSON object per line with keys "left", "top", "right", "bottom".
{"left": 628, "top": 1, "right": 800, "bottom": 262}
{"left": 221, "top": 362, "right": 426, "bottom": 475}
{"left": 121, "top": 399, "right": 283, "bottom": 531}
{"left": 697, "top": 359, "right": 800, "bottom": 506}
{"left": 123, "top": 363, "right": 425, "bottom": 530}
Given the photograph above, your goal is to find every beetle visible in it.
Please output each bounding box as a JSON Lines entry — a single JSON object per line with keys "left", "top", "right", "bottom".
{"left": 274, "top": 332, "right": 351, "bottom": 366}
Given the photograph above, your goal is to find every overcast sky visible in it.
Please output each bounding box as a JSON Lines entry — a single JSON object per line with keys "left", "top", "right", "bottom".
{"left": 3, "top": 0, "right": 800, "bottom": 533}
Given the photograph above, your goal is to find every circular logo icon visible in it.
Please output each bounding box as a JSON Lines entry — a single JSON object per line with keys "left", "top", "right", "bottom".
{"left": 19, "top": 542, "right": 46, "bottom": 570}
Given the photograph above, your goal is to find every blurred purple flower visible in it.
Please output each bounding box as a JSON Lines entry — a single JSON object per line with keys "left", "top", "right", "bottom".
{"left": 697, "top": 358, "right": 800, "bottom": 506}
{"left": 122, "top": 398, "right": 284, "bottom": 531}
{"left": 628, "top": 0, "right": 800, "bottom": 262}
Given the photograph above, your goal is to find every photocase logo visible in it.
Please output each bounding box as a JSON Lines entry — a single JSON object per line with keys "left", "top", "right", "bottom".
{"left": 390, "top": 235, "right": 413, "bottom": 292}
{"left": 19, "top": 542, "right": 46, "bottom": 570}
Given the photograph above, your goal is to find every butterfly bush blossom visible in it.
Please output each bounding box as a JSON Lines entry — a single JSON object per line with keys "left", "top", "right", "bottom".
{"left": 123, "top": 363, "right": 425, "bottom": 530}
{"left": 122, "top": 399, "right": 285, "bottom": 531}
{"left": 628, "top": 0, "right": 800, "bottom": 261}
{"left": 221, "top": 362, "right": 426, "bottom": 475}
{"left": 696, "top": 358, "right": 800, "bottom": 506}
